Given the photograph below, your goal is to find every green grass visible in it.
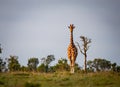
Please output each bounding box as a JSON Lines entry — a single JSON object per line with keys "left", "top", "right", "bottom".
{"left": 0, "top": 71, "right": 120, "bottom": 87}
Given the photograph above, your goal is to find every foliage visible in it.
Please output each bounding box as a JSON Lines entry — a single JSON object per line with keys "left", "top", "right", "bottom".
{"left": 0, "top": 80, "right": 4, "bottom": 85}
{"left": 87, "top": 60, "right": 94, "bottom": 72}
{"left": 93, "top": 58, "right": 111, "bottom": 71}
{"left": 41, "top": 55, "right": 55, "bottom": 66}
{"left": 21, "top": 66, "right": 29, "bottom": 72}
{"left": 0, "top": 44, "right": 6, "bottom": 72}
{"left": 37, "top": 63, "right": 47, "bottom": 72}
{"left": 0, "top": 72, "right": 120, "bottom": 87}
{"left": 87, "top": 58, "right": 111, "bottom": 72}
{"left": 111, "top": 63, "right": 117, "bottom": 71}
{"left": 0, "top": 58, "right": 6, "bottom": 72}
{"left": 111, "top": 63, "right": 120, "bottom": 72}
{"left": 49, "top": 58, "right": 80, "bottom": 72}
{"left": 116, "top": 66, "right": 120, "bottom": 72}
{"left": 25, "top": 82, "right": 41, "bottom": 87}
{"left": 27, "top": 58, "right": 39, "bottom": 71}
{"left": 8, "top": 55, "right": 20, "bottom": 72}
{"left": 74, "top": 63, "right": 81, "bottom": 72}
{"left": 54, "top": 58, "right": 69, "bottom": 71}
{"left": 38, "top": 55, "right": 55, "bottom": 72}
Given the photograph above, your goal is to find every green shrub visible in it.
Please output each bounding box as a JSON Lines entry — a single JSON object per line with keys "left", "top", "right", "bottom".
{"left": 0, "top": 80, "right": 4, "bottom": 85}
{"left": 62, "top": 77, "right": 69, "bottom": 81}
{"left": 25, "top": 82, "right": 41, "bottom": 87}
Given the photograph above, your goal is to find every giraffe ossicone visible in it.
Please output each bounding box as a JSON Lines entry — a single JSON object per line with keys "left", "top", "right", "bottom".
{"left": 67, "top": 24, "right": 78, "bottom": 73}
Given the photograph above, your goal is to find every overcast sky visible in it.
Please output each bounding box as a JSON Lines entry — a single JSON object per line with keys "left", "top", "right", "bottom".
{"left": 0, "top": 0, "right": 120, "bottom": 66}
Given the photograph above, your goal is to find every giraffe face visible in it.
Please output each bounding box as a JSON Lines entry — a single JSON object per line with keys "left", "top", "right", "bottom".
{"left": 68, "top": 24, "right": 75, "bottom": 32}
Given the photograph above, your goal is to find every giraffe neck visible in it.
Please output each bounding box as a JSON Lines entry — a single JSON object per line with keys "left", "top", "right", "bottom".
{"left": 70, "top": 31, "right": 74, "bottom": 44}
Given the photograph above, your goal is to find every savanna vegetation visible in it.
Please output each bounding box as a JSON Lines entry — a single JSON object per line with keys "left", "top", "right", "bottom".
{"left": 0, "top": 35, "right": 120, "bottom": 87}
{"left": 0, "top": 71, "right": 120, "bottom": 87}
{"left": 0, "top": 54, "right": 120, "bottom": 87}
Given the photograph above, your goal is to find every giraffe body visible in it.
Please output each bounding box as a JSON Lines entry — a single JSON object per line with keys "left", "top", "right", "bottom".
{"left": 67, "top": 24, "right": 78, "bottom": 73}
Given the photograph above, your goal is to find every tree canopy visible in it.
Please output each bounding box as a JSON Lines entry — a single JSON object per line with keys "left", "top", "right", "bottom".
{"left": 8, "top": 55, "right": 20, "bottom": 71}
{"left": 87, "top": 58, "right": 111, "bottom": 72}
{"left": 27, "top": 58, "right": 39, "bottom": 71}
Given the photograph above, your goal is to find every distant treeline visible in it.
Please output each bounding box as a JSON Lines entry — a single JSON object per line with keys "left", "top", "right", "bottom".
{"left": 0, "top": 55, "right": 120, "bottom": 73}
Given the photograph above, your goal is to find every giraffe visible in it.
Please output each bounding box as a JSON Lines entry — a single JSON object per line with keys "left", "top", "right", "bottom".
{"left": 67, "top": 24, "right": 78, "bottom": 73}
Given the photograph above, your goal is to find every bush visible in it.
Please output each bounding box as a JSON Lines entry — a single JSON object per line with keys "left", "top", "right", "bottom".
{"left": 0, "top": 80, "right": 4, "bottom": 85}
{"left": 25, "top": 82, "right": 41, "bottom": 87}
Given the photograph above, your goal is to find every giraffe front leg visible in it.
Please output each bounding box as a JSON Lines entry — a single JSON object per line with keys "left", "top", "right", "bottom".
{"left": 71, "top": 65, "right": 74, "bottom": 73}
{"left": 70, "top": 67, "right": 72, "bottom": 73}
{"left": 70, "top": 60, "right": 73, "bottom": 73}
{"left": 70, "top": 60, "right": 74, "bottom": 74}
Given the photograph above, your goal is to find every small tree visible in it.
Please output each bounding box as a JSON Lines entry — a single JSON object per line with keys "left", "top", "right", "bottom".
{"left": 76, "top": 36, "right": 91, "bottom": 73}
{"left": 87, "top": 60, "right": 94, "bottom": 72}
{"left": 21, "top": 66, "right": 29, "bottom": 72}
{"left": 54, "top": 58, "right": 69, "bottom": 71}
{"left": 8, "top": 55, "right": 21, "bottom": 72}
{"left": 37, "top": 63, "right": 46, "bottom": 72}
{"left": 111, "top": 63, "right": 120, "bottom": 72}
{"left": 87, "top": 58, "right": 112, "bottom": 72}
{"left": 27, "top": 58, "right": 39, "bottom": 72}
{"left": 38, "top": 55, "right": 55, "bottom": 72}
{"left": 41, "top": 55, "right": 55, "bottom": 66}
{"left": 116, "top": 66, "right": 120, "bottom": 72}
{"left": 111, "top": 63, "right": 117, "bottom": 72}
{"left": 0, "top": 44, "right": 6, "bottom": 72}
{"left": 0, "top": 58, "right": 6, "bottom": 72}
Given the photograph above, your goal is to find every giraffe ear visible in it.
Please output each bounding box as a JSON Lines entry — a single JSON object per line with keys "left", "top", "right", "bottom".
{"left": 68, "top": 26, "right": 70, "bottom": 29}
{"left": 71, "top": 24, "right": 75, "bottom": 29}
{"left": 72, "top": 24, "right": 75, "bottom": 29}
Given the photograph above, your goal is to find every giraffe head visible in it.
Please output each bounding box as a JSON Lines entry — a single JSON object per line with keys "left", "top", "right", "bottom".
{"left": 68, "top": 24, "right": 75, "bottom": 32}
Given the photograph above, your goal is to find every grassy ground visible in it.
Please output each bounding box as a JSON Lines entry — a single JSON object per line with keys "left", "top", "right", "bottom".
{"left": 0, "top": 71, "right": 120, "bottom": 87}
